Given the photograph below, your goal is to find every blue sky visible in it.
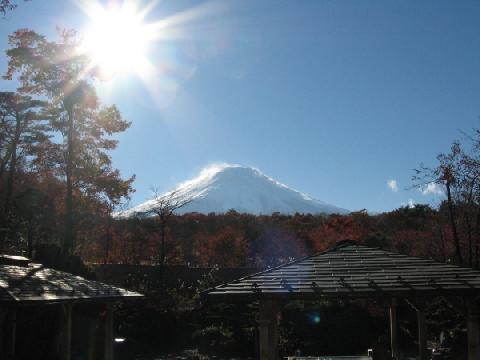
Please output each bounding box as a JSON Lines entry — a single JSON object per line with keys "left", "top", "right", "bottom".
{"left": 1, "top": 0, "right": 479, "bottom": 213}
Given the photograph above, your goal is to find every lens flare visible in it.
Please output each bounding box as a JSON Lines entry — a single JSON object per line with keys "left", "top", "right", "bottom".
{"left": 309, "top": 312, "right": 321, "bottom": 324}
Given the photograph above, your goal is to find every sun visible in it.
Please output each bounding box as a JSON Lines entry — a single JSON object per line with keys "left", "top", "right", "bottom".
{"left": 80, "top": 1, "right": 154, "bottom": 78}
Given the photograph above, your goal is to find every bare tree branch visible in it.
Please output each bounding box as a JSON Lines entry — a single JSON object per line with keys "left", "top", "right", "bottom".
{"left": 0, "top": 0, "right": 30, "bottom": 15}
{"left": 142, "top": 187, "right": 194, "bottom": 268}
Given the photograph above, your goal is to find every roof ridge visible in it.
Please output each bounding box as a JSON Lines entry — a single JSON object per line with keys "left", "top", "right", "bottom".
{"left": 205, "top": 240, "right": 366, "bottom": 294}
{"left": 329, "top": 239, "right": 358, "bottom": 250}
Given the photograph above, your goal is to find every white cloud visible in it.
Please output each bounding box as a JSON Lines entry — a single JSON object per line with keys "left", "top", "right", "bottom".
{"left": 420, "top": 182, "right": 444, "bottom": 196}
{"left": 387, "top": 179, "right": 399, "bottom": 192}
{"left": 401, "top": 199, "right": 415, "bottom": 208}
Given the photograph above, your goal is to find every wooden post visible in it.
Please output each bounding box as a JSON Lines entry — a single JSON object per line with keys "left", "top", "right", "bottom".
{"left": 58, "top": 303, "right": 72, "bottom": 360}
{"left": 406, "top": 299, "right": 428, "bottom": 360}
{"left": 104, "top": 303, "right": 114, "bottom": 360}
{"left": 389, "top": 298, "right": 398, "bottom": 360}
{"left": 258, "top": 299, "right": 279, "bottom": 360}
{"left": 466, "top": 298, "right": 480, "bottom": 360}
{"left": 0, "top": 308, "right": 5, "bottom": 358}
{"left": 6, "top": 306, "right": 17, "bottom": 360}
{"left": 416, "top": 309, "right": 427, "bottom": 360}
{"left": 86, "top": 316, "right": 97, "bottom": 360}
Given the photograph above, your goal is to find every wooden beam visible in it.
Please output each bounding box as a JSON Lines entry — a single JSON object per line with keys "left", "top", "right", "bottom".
{"left": 389, "top": 298, "right": 398, "bottom": 360}
{"left": 58, "top": 303, "right": 72, "bottom": 360}
{"left": 104, "top": 303, "right": 114, "bottom": 360}
{"left": 416, "top": 309, "right": 427, "bottom": 360}
{"left": 405, "top": 298, "right": 425, "bottom": 313}
{"left": 258, "top": 299, "right": 279, "bottom": 360}
{"left": 466, "top": 298, "right": 480, "bottom": 360}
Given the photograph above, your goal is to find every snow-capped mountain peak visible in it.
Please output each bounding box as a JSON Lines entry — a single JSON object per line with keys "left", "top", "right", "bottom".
{"left": 118, "top": 164, "right": 349, "bottom": 217}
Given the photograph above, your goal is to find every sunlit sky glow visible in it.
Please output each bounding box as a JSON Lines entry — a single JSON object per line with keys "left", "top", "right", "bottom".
{"left": 1, "top": 0, "right": 479, "bottom": 213}
{"left": 79, "top": 1, "right": 155, "bottom": 78}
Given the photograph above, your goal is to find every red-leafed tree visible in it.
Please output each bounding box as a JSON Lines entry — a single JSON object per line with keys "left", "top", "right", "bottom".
{"left": 195, "top": 226, "right": 249, "bottom": 267}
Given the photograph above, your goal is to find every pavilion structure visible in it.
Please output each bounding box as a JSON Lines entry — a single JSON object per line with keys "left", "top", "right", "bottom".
{"left": 0, "top": 255, "right": 142, "bottom": 360}
{"left": 205, "top": 240, "right": 480, "bottom": 360}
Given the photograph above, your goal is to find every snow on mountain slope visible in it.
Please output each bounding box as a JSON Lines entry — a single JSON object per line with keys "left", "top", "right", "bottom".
{"left": 118, "top": 164, "right": 349, "bottom": 217}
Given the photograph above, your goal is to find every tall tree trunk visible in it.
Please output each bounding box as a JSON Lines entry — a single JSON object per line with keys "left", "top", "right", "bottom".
{"left": 475, "top": 210, "right": 480, "bottom": 269}
{"left": 465, "top": 179, "right": 476, "bottom": 267}
{"left": 438, "top": 223, "right": 447, "bottom": 262}
{"left": 466, "top": 212, "right": 473, "bottom": 267}
{"left": 3, "top": 111, "right": 21, "bottom": 215}
{"left": 64, "top": 106, "right": 75, "bottom": 257}
{"left": 0, "top": 110, "right": 22, "bottom": 253}
{"left": 27, "top": 221, "right": 33, "bottom": 258}
{"left": 103, "top": 219, "right": 111, "bottom": 265}
{"left": 446, "top": 180, "right": 463, "bottom": 265}
{"left": 160, "top": 216, "right": 166, "bottom": 268}
{"left": 0, "top": 145, "right": 14, "bottom": 180}
{"left": 158, "top": 215, "right": 167, "bottom": 288}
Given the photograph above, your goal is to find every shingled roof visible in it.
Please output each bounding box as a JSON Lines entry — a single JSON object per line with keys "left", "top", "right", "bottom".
{"left": 0, "top": 262, "right": 142, "bottom": 304}
{"left": 205, "top": 241, "right": 480, "bottom": 300}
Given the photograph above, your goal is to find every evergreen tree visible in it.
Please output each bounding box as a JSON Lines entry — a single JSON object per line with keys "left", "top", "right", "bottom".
{"left": 4, "top": 29, "right": 134, "bottom": 256}
{"left": 0, "top": 91, "right": 49, "bottom": 251}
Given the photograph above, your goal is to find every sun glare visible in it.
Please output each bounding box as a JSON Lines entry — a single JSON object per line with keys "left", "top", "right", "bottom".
{"left": 77, "top": 0, "right": 229, "bottom": 107}
{"left": 80, "top": 1, "right": 154, "bottom": 78}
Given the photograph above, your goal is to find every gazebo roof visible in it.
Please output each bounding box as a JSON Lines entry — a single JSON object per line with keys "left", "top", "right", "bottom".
{"left": 0, "top": 261, "right": 142, "bottom": 304}
{"left": 205, "top": 241, "right": 480, "bottom": 300}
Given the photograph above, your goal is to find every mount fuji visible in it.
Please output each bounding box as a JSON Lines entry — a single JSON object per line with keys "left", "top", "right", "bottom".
{"left": 118, "top": 164, "right": 349, "bottom": 217}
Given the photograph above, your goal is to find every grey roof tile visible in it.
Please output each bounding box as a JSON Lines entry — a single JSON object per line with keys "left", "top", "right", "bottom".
{"left": 205, "top": 243, "right": 480, "bottom": 300}
{"left": 0, "top": 263, "right": 142, "bottom": 304}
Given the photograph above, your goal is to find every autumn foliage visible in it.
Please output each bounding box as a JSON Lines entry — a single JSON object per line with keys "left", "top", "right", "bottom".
{"left": 70, "top": 205, "right": 471, "bottom": 270}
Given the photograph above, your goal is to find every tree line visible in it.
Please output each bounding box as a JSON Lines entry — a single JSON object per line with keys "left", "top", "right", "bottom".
{"left": 78, "top": 202, "right": 473, "bottom": 269}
